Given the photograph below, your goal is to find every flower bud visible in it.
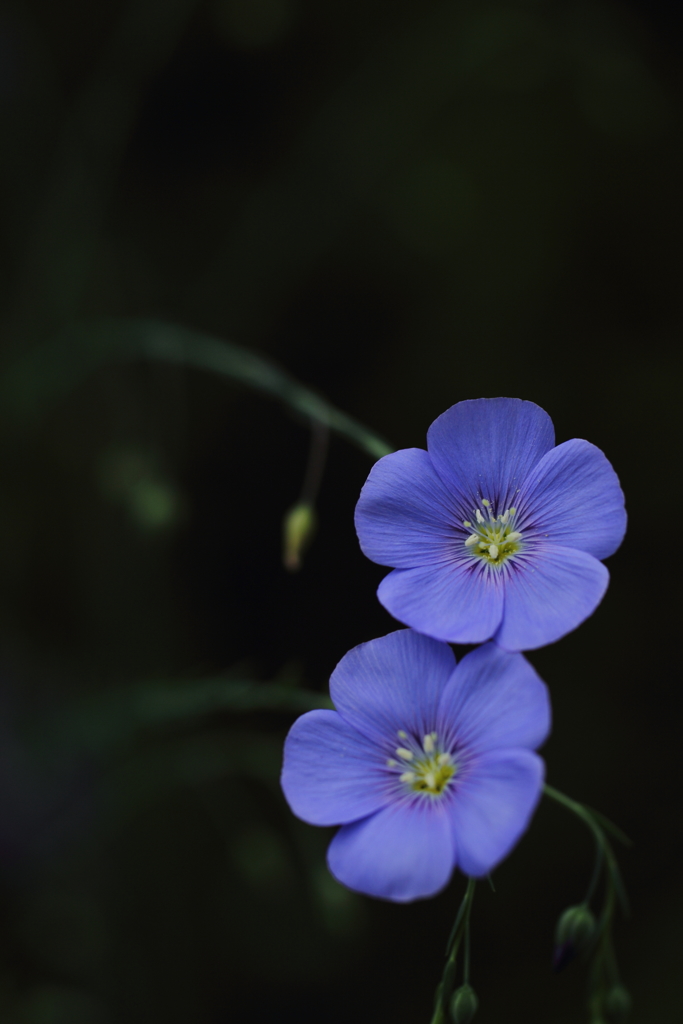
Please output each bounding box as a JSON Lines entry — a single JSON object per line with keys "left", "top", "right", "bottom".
{"left": 553, "top": 905, "right": 596, "bottom": 971}
{"left": 449, "top": 983, "right": 479, "bottom": 1024}
{"left": 603, "top": 985, "right": 631, "bottom": 1022}
{"left": 282, "top": 502, "right": 317, "bottom": 571}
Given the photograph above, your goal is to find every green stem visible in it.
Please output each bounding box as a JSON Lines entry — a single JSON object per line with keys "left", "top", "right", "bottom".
{"left": 299, "top": 419, "right": 330, "bottom": 505}
{"left": 543, "top": 785, "right": 628, "bottom": 915}
{"left": 544, "top": 784, "right": 629, "bottom": 1019}
{"left": 463, "top": 892, "right": 474, "bottom": 984}
{"left": 429, "top": 879, "right": 476, "bottom": 1023}
{"left": 445, "top": 877, "right": 476, "bottom": 957}
{"left": 583, "top": 838, "right": 604, "bottom": 907}
{"left": 1, "top": 318, "right": 393, "bottom": 462}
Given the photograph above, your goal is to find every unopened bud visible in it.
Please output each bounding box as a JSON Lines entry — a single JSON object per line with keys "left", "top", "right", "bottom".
{"left": 282, "top": 503, "right": 317, "bottom": 571}
{"left": 604, "top": 985, "right": 631, "bottom": 1022}
{"left": 553, "top": 905, "right": 596, "bottom": 971}
{"left": 449, "top": 984, "right": 479, "bottom": 1024}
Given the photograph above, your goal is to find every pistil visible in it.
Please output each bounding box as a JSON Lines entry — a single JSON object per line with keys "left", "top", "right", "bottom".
{"left": 388, "top": 731, "right": 457, "bottom": 797}
{"left": 463, "top": 500, "right": 523, "bottom": 566}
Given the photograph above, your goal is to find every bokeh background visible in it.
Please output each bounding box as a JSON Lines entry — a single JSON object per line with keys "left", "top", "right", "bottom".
{"left": 0, "top": 1, "right": 681, "bottom": 1021}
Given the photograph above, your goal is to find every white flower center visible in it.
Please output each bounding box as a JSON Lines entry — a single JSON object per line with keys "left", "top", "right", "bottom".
{"left": 386, "top": 731, "right": 456, "bottom": 797}
{"left": 462, "top": 499, "right": 523, "bottom": 566}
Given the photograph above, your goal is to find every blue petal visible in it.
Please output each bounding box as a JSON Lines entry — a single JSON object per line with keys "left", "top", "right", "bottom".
{"left": 281, "top": 710, "right": 391, "bottom": 826}
{"left": 354, "top": 448, "right": 464, "bottom": 568}
{"left": 377, "top": 560, "right": 504, "bottom": 644}
{"left": 330, "top": 629, "right": 455, "bottom": 747}
{"left": 427, "top": 399, "right": 555, "bottom": 513}
{"left": 327, "top": 799, "right": 455, "bottom": 901}
{"left": 437, "top": 644, "right": 551, "bottom": 754}
{"left": 448, "top": 749, "right": 544, "bottom": 877}
{"left": 496, "top": 545, "right": 609, "bottom": 650}
{"left": 516, "top": 438, "right": 626, "bottom": 560}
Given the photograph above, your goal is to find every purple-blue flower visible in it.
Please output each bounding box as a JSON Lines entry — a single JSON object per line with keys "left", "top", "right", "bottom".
{"left": 354, "top": 398, "right": 626, "bottom": 650}
{"left": 281, "top": 629, "right": 550, "bottom": 902}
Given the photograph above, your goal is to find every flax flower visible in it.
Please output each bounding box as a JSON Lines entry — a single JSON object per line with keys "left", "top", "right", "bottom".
{"left": 354, "top": 398, "right": 626, "bottom": 649}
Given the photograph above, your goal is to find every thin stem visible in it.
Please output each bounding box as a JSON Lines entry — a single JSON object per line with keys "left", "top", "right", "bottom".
{"left": 463, "top": 896, "right": 473, "bottom": 984}
{"left": 544, "top": 785, "right": 629, "bottom": 915}
{"left": 584, "top": 840, "right": 604, "bottom": 907}
{"left": 429, "top": 879, "right": 477, "bottom": 1023}
{"left": 2, "top": 318, "right": 394, "bottom": 461}
{"left": 544, "top": 783, "right": 630, "bottom": 1020}
{"left": 299, "top": 419, "right": 329, "bottom": 505}
{"left": 445, "top": 877, "right": 476, "bottom": 956}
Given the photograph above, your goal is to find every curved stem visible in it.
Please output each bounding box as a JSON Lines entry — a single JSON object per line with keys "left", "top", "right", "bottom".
{"left": 544, "top": 785, "right": 629, "bottom": 915}
{"left": 1, "top": 318, "right": 393, "bottom": 462}
{"left": 544, "top": 784, "right": 630, "bottom": 1019}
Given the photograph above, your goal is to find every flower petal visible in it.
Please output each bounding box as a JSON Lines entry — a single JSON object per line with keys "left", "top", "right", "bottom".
{"left": 377, "top": 561, "right": 504, "bottom": 644}
{"left": 327, "top": 799, "right": 455, "bottom": 902}
{"left": 427, "top": 399, "right": 555, "bottom": 512}
{"left": 354, "top": 448, "right": 463, "bottom": 568}
{"left": 448, "top": 749, "right": 544, "bottom": 877}
{"left": 516, "top": 438, "right": 626, "bottom": 560}
{"left": 437, "top": 643, "right": 550, "bottom": 754}
{"left": 330, "top": 629, "right": 455, "bottom": 747}
{"left": 495, "top": 545, "right": 609, "bottom": 650}
{"left": 281, "top": 710, "right": 391, "bottom": 826}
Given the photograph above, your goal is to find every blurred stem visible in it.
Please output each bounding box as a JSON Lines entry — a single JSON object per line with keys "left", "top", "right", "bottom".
{"left": 1, "top": 318, "right": 393, "bottom": 461}
{"left": 47, "top": 677, "right": 334, "bottom": 758}
{"left": 429, "top": 878, "right": 476, "bottom": 1024}
{"left": 300, "top": 419, "right": 330, "bottom": 506}
{"left": 544, "top": 784, "right": 629, "bottom": 1020}
{"left": 543, "top": 785, "right": 629, "bottom": 916}
{"left": 584, "top": 840, "right": 604, "bottom": 907}
{"left": 463, "top": 891, "right": 473, "bottom": 984}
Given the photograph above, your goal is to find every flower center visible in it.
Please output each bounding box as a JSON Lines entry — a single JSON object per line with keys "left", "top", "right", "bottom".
{"left": 387, "top": 731, "right": 456, "bottom": 797}
{"left": 462, "top": 499, "right": 523, "bottom": 566}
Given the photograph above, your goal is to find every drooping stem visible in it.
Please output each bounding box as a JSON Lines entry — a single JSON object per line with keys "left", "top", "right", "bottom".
{"left": 544, "top": 784, "right": 630, "bottom": 1019}
{"left": 543, "top": 785, "right": 629, "bottom": 916}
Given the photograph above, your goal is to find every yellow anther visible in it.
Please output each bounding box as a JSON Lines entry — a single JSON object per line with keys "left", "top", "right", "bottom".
{"left": 465, "top": 534, "right": 479, "bottom": 547}
{"left": 396, "top": 747, "right": 413, "bottom": 761}
{"left": 488, "top": 544, "right": 499, "bottom": 559}
{"left": 482, "top": 499, "right": 490, "bottom": 507}
{"left": 423, "top": 734, "right": 435, "bottom": 754}
{"left": 386, "top": 759, "right": 398, "bottom": 767}
{"left": 400, "top": 771, "right": 416, "bottom": 784}
{"left": 397, "top": 730, "right": 408, "bottom": 739}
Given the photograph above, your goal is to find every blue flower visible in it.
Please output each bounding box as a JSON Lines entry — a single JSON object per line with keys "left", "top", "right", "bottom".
{"left": 281, "top": 630, "right": 550, "bottom": 902}
{"left": 354, "top": 398, "right": 626, "bottom": 650}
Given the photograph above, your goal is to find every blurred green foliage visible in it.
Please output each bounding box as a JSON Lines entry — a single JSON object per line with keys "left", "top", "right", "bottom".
{"left": 0, "top": 0, "right": 681, "bottom": 1022}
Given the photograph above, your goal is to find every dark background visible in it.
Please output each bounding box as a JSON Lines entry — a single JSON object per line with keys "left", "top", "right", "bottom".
{"left": 0, "top": 1, "right": 680, "bottom": 1021}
